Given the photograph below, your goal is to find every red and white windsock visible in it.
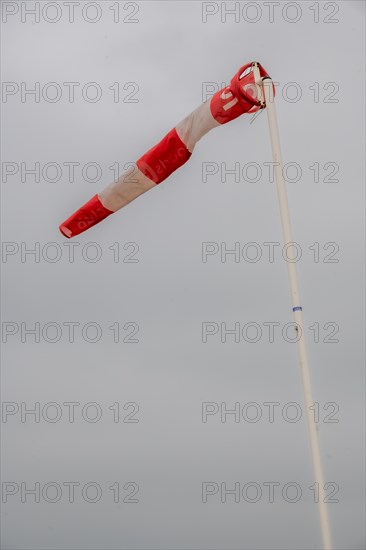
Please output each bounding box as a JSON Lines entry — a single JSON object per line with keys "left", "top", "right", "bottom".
{"left": 59, "top": 62, "right": 273, "bottom": 238}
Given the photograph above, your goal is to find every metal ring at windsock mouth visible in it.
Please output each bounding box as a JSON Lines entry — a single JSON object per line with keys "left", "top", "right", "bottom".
{"left": 230, "top": 62, "right": 263, "bottom": 108}
{"left": 251, "top": 61, "right": 266, "bottom": 108}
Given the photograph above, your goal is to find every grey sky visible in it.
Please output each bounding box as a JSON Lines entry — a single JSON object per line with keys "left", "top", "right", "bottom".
{"left": 1, "top": 1, "right": 365, "bottom": 549}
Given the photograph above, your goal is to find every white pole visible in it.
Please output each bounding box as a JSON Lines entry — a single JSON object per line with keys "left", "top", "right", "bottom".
{"left": 260, "top": 76, "right": 332, "bottom": 550}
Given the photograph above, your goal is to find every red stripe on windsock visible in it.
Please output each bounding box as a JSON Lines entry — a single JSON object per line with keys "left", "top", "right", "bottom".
{"left": 59, "top": 194, "right": 113, "bottom": 238}
{"left": 210, "top": 87, "right": 255, "bottom": 125}
{"left": 210, "top": 62, "right": 273, "bottom": 125}
{"left": 136, "top": 127, "right": 191, "bottom": 184}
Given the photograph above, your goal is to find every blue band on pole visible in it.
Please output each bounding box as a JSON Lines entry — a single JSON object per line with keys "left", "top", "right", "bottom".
{"left": 293, "top": 306, "right": 302, "bottom": 312}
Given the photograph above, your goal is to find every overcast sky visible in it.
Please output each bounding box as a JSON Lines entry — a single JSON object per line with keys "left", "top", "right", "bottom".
{"left": 1, "top": 1, "right": 365, "bottom": 549}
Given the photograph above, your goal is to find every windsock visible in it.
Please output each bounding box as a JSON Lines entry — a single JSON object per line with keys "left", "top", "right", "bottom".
{"left": 59, "top": 62, "right": 273, "bottom": 238}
